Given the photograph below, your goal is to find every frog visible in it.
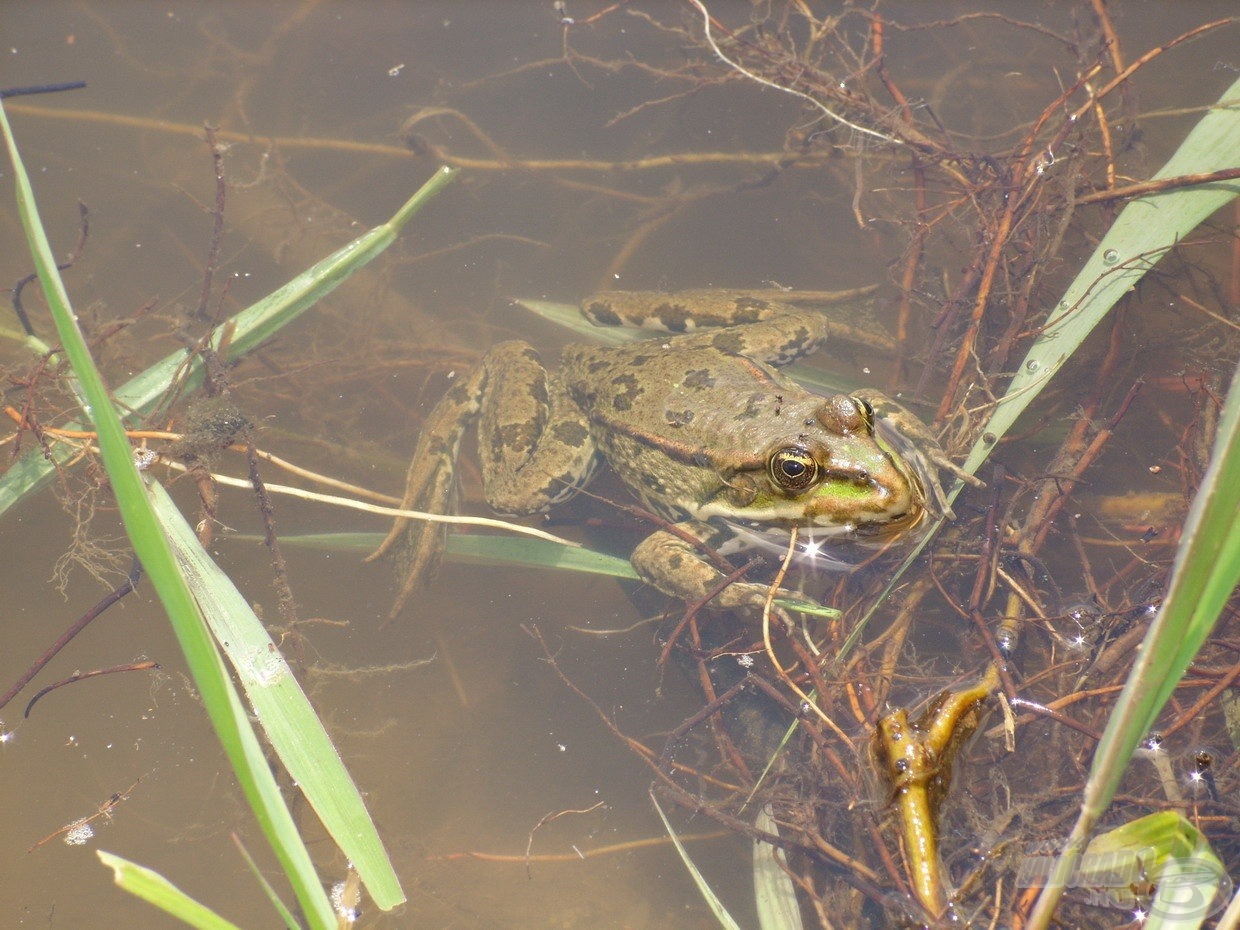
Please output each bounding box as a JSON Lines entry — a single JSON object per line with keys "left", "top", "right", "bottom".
{"left": 370, "top": 289, "right": 960, "bottom": 620}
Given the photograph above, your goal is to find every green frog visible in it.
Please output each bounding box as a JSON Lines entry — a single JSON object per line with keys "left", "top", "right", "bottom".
{"left": 371, "top": 289, "right": 958, "bottom": 619}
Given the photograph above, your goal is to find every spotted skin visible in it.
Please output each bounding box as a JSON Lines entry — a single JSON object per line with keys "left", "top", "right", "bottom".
{"left": 372, "top": 289, "right": 947, "bottom": 619}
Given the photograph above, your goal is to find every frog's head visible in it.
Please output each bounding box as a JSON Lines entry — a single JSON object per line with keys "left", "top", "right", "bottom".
{"left": 698, "top": 394, "right": 927, "bottom": 538}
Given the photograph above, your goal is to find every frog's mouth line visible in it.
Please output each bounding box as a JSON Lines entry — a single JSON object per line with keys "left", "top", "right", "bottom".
{"left": 720, "top": 512, "right": 927, "bottom": 570}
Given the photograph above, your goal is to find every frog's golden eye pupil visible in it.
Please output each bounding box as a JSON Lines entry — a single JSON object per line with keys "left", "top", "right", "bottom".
{"left": 769, "top": 447, "right": 818, "bottom": 492}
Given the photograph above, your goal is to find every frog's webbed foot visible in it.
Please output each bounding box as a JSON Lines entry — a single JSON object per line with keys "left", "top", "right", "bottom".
{"left": 630, "top": 521, "right": 817, "bottom": 615}
{"left": 367, "top": 364, "right": 486, "bottom": 619}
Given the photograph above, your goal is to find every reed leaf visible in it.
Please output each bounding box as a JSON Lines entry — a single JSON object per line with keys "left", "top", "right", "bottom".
{"left": 1024, "top": 77, "right": 1240, "bottom": 929}
{"left": 96, "top": 851, "right": 245, "bottom": 930}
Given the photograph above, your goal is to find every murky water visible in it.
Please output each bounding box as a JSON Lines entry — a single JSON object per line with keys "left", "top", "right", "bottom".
{"left": 2, "top": 3, "right": 1237, "bottom": 927}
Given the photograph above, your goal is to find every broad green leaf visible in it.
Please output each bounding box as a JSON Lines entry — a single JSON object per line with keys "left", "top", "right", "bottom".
{"left": 149, "top": 480, "right": 402, "bottom": 909}
{"left": 1078, "top": 813, "right": 1227, "bottom": 930}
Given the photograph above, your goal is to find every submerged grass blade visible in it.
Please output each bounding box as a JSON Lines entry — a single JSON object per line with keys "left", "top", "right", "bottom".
{"left": 2, "top": 98, "right": 336, "bottom": 927}
{"left": 97, "top": 851, "right": 246, "bottom": 930}
{"left": 0, "top": 165, "right": 457, "bottom": 519}
{"left": 754, "top": 805, "right": 803, "bottom": 930}
{"left": 249, "top": 531, "right": 837, "bottom": 615}
{"left": 149, "top": 479, "right": 403, "bottom": 909}
{"left": 650, "top": 791, "right": 743, "bottom": 930}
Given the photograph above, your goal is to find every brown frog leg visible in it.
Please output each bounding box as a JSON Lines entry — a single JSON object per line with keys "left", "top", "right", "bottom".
{"left": 630, "top": 520, "right": 798, "bottom": 612}
{"left": 476, "top": 343, "right": 598, "bottom": 515}
{"left": 367, "top": 361, "right": 487, "bottom": 618}
{"left": 371, "top": 341, "right": 598, "bottom": 619}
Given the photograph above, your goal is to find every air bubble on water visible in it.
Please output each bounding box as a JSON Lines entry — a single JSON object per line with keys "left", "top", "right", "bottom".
{"left": 64, "top": 821, "right": 95, "bottom": 846}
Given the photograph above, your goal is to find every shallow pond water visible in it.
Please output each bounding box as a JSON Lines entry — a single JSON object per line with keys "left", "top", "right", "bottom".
{"left": 1, "top": 3, "right": 1237, "bottom": 928}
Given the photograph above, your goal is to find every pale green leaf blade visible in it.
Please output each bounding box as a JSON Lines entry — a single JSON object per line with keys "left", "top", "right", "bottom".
{"left": 149, "top": 480, "right": 404, "bottom": 910}
{"left": 97, "top": 851, "right": 246, "bottom": 930}
{"left": 754, "top": 805, "right": 804, "bottom": 930}
{"left": 964, "top": 76, "right": 1240, "bottom": 476}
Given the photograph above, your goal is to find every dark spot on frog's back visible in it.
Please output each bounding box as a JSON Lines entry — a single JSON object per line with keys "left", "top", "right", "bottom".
{"left": 651, "top": 302, "right": 692, "bottom": 333}
{"left": 494, "top": 421, "right": 537, "bottom": 457}
{"left": 727, "top": 299, "right": 768, "bottom": 323}
{"left": 444, "top": 382, "right": 473, "bottom": 404}
{"left": 641, "top": 471, "right": 668, "bottom": 496}
{"left": 665, "top": 409, "right": 694, "bottom": 428}
{"left": 551, "top": 420, "right": 589, "bottom": 448}
{"left": 738, "top": 394, "right": 764, "bottom": 419}
{"left": 734, "top": 296, "right": 773, "bottom": 312}
{"left": 710, "top": 331, "right": 747, "bottom": 355}
{"left": 611, "top": 372, "right": 643, "bottom": 411}
{"left": 682, "top": 369, "right": 715, "bottom": 390}
{"left": 584, "top": 300, "right": 623, "bottom": 327}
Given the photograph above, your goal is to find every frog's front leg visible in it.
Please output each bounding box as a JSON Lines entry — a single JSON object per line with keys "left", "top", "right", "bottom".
{"left": 630, "top": 520, "right": 804, "bottom": 613}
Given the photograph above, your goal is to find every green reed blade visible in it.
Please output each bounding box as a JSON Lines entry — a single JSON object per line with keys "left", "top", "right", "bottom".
{"left": 97, "top": 851, "right": 246, "bottom": 930}
{"left": 0, "top": 165, "right": 456, "bottom": 518}
{"left": 149, "top": 479, "right": 402, "bottom": 909}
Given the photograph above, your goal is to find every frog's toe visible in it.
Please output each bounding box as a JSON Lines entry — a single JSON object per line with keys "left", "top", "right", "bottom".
{"left": 385, "top": 523, "right": 446, "bottom": 619}
{"left": 721, "top": 582, "right": 823, "bottom": 617}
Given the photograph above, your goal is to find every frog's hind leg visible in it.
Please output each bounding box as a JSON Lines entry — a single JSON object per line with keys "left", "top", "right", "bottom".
{"left": 477, "top": 343, "right": 599, "bottom": 515}
{"left": 367, "top": 361, "right": 486, "bottom": 618}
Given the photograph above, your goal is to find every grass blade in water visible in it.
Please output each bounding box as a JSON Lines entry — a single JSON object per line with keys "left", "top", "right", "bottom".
{"left": 149, "top": 479, "right": 404, "bottom": 909}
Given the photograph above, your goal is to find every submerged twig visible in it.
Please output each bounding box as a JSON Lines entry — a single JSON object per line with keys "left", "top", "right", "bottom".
{"left": 0, "top": 560, "right": 143, "bottom": 714}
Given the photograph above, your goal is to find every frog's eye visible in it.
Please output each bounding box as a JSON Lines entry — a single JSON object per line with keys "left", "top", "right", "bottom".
{"left": 816, "top": 395, "right": 872, "bottom": 434}
{"left": 768, "top": 447, "right": 819, "bottom": 493}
